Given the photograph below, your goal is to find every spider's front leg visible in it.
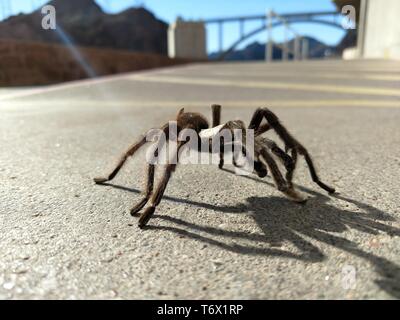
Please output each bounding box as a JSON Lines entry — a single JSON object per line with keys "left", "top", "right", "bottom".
{"left": 257, "top": 143, "right": 307, "bottom": 203}
{"left": 216, "top": 120, "right": 248, "bottom": 168}
{"left": 257, "top": 136, "right": 296, "bottom": 187}
{"left": 129, "top": 163, "right": 155, "bottom": 216}
{"left": 214, "top": 120, "right": 268, "bottom": 178}
{"left": 129, "top": 134, "right": 168, "bottom": 216}
{"left": 93, "top": 135, "right": 147, "bottom": 184}
{"left": 138, "top": 138, "right": 189, "bottom": 228}
{"left": 249, "top": 107, "right": 335, "bottom": 194}
{"left": 93, "top": 123, "right": 170, "bottom": 184}
{"left": 138, "top": 162, "right": 176, "bottom": 228}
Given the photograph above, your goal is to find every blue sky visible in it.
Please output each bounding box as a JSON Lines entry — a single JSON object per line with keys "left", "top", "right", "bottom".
{"left": 1, "top": 0, "right": 345, "bottom": 53}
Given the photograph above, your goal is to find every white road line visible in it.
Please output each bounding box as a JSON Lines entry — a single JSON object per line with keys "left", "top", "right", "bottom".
{"left": 129, "top": 75, "right": 400, "bottom": 97}
{"left": 2, "top": 99, "right": 400, "bottom": 109}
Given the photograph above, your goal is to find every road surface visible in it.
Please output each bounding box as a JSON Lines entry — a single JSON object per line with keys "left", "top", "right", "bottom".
{"left": 0, "top": 59, "right": 399, "bottom": 299}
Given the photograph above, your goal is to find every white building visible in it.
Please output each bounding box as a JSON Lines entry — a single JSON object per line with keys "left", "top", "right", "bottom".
{"left": 341, "top": 0, "right": 400, "bottom": 60}
{"left": 168, "top": 18, "right": 207, "bottom": 60}
{"left": 360, "top": 0, "right": 400, "bottom": 59}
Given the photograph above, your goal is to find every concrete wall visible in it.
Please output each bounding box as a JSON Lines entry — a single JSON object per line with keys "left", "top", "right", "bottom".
{"left": 168, "top": 19, "right": 207, "bottom": 60}
{"left": 0, "top": 40, "right": 190, "bottom": 86}
{"left": 363, "top": 0, "right": 400, "bottom": 59}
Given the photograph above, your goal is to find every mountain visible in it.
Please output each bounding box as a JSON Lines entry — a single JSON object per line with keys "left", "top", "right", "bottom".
{"left": 209, "top": 36, "right": 334, "bottom": 61}
{"left": 0, "top": 0, "right": 168, "bottom": 54}
{"left": 288, "top": 36, "right": 334, "bottom": 58}
{"left": 210, "top": 42, "right": 286, "bottom": 61}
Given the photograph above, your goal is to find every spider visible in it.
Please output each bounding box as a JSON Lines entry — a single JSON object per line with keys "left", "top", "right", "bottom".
{"left": 94, "top": 105, "right": 335, "bottom": 228}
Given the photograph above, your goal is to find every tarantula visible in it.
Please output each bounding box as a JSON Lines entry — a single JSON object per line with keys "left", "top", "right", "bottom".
{"left": 94, "top": 105, "right": 335, "bottom": 228}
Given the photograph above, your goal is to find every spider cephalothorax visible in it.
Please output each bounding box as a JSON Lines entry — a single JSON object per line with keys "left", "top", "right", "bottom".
{"left": 177, "top": 110, "right": 210, "bottom": 132}
{"left": 94, "top": 105, "right": 335, "bottom": 228}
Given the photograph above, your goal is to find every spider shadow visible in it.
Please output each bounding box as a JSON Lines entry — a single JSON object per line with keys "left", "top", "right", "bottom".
{"left": 99, "top": 170, "right": 400, "bottom": 298}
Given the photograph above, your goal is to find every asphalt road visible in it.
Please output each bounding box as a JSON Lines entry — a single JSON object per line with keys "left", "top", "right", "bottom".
{"left": 0, "top": 59, "right": 399, "bottom": 299}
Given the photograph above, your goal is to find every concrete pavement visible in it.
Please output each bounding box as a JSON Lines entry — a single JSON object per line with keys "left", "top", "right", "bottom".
{"left": 0, "top": 59, "right": 399, "bottom": 299}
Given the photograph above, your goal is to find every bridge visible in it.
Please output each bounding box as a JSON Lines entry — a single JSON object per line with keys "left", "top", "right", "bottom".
{"left": 168, "top": 10, "right": 346, "bottom": 61}
{"left": 204, "top": 10, "right": 343, "bottom": 60}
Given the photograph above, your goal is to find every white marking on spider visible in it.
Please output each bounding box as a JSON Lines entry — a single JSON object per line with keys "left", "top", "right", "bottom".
{"left": 199, "top": 124, "right": 225, "bottom": 140}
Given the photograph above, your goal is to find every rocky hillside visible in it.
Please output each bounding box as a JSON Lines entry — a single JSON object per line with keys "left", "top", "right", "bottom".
{"left": 0, "top": 0, "right": 168, "bottom": 54}
{"left": 0, "top": 39, "right": 188, "bottom": 86}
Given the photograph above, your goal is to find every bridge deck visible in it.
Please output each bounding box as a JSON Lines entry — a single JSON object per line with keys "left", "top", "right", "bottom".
{"left": 203, "top": 10, "right": 339, "bottom": 23}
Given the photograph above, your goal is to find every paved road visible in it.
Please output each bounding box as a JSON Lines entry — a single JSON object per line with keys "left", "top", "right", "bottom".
{"left": 1, "top": 60, "right": 399, "bottom": 299}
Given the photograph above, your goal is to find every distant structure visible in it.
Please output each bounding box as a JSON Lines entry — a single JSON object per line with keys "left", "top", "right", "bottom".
{"left": 168, "top": 18, "right": 207, "bottom": 60}
{"left": 361, "top": 0, "right": 400, "bottom": 59}
{"left": 169, "top": 11, "right": 341, "bottom": 62}
{"left": 335, "top": 0, "right": 400, "bottom": 59}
